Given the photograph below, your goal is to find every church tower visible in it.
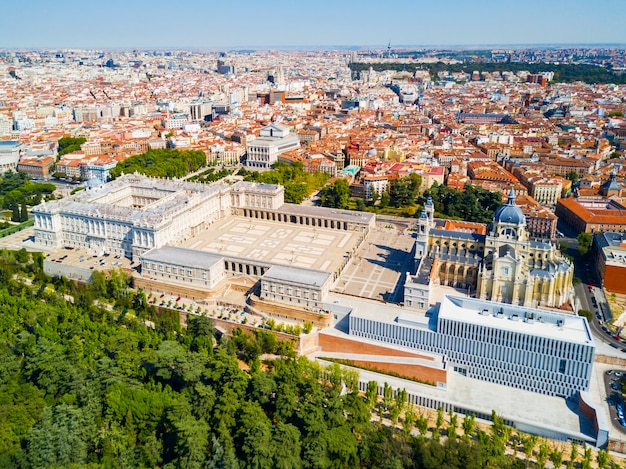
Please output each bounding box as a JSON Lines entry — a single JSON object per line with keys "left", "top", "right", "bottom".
{"left": 414, "top": 196, "right": 434, "bottom": 267}
{"left": 478, "top": 189, "right": 530, "bottom": 304}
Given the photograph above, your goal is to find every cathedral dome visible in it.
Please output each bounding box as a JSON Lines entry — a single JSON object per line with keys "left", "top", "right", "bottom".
{"left": 493, "top": 189, "right": 525, "bottom": 226}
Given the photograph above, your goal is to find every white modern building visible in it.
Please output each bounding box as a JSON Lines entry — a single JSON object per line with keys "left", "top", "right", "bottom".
{"left": 349, "top": 294, "right": 595, "bottom": 398}
{"left": 245, "top": 123, "right": 300, "bottom": 168}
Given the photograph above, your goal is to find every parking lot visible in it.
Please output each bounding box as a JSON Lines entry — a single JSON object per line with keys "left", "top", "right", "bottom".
{"left": 604, "top": 369, "right": 626, "bottom": 432}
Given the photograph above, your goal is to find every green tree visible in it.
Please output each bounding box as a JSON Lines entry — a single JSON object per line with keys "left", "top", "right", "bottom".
{"left": 320, "top": 179, "right": 350, "bottom": 209}
{"left": 436, "top": 407, "right": 445, "bottom": 430}
{"left": 110, "top": 148, "right": 207, "bottom": 179}
{"left": 447, "top": 411, "right": 458, "bottom": 440}
{"left": 596, "top": 449, "right": 610, "bottom": 469}
{"left": 523, "top": 433, "right": 537, "bottom": 461}
{"left": 569, "top": 441, "right": 578, "bottom": 464}
{"left": 165, "top": 402, "right": 210, "bottom": 469}
{"left": 20, "top": 202, "right": 27, "bottom": 222}
{"left": 462, "top": 413, "right": 476, "bottom": 439}
{"left": 206, "top": 437, "right": 239, "bottom": 469}
{"left": 390, "top": 173, "right": 421, "bottom": 207}
{"left": 416, "top": 413, "right": 429, "bottom": 435}
{"left": 365, "top": 380, "right": 378, "bottom": 410}
{"left": 27, "top": 404, "right": 88, "bottom": 468}
{"left": 577, "top": 232, "right": 593, "bottom": 256}
{"left": 550, "top": 448, "right": 564, "bottom": 468}
{"left": 382, "top": 382, "right": 393, "bottom": 413}
{"left": 271, "top": 422, "right": 302, "bottom": 469}
{"left": 235, "top": 401, "right": 273, "bottom": 469}
{"left": 379, "top": 190, "right": 391, "bottom": 209}
{"left": 11, "top": 204, "right": 19, "bottom": 222}
{"left": 57, "top": 137, "right": 87, "bottom": 157}
{"left": 566, "top": 170, "right": 579, "bottom": 184}
{"left": 537, "top": 439, "right": 550, "bottom": 468}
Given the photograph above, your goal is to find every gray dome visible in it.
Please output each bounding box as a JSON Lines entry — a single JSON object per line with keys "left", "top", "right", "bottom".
{"left": 493, "top": 189, "right": 525, "bottom": 225}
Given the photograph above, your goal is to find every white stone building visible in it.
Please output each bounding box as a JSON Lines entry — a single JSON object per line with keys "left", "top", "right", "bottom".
{"left": 260, "top": 265, "right": 332, "bottom": 310}
{"left": 141, "top": 246, "right": 226, "bottom": 290}
{"left": 245, "top": 123, "right": 300, "bottom": 168}
{"left": 32, "top": 173, "right": 284, "bottom": 261}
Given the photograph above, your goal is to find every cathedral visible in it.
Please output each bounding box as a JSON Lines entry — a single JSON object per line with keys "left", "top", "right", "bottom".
{"left": 405, "top": 189, "right": 574, "bottom": 310}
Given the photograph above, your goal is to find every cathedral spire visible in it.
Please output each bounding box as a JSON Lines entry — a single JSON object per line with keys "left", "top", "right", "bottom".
{"left": 506, "top": 187, "right": 516, "bottom": 205}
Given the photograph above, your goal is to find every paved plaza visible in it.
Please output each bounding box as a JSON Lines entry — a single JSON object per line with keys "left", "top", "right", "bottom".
{"left": 334, "top": 222, "right": 415, "bottom": 302}
{"left": 178, "top": 215, "right": 418, "bottom": 304}
{"left": 178, "top": 215, "right": 361, "bottom": 274}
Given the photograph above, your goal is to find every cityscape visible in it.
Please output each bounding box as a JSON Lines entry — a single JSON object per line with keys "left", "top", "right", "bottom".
{"left": 2, "top": 2, "right": 626, "bottom": 468}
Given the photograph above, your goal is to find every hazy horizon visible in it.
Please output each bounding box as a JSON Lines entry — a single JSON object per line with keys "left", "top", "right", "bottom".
{"left": 2, "top": 0, "right": 625, "bottom": 50}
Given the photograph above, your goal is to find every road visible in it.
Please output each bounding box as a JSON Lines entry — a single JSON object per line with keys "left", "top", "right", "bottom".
{"left": 558, "top": 223, "right": 626, "bottom": 352}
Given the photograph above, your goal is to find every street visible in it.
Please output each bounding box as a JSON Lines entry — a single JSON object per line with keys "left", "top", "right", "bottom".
{"left": 559, "top": 223, "right": 626, "bottom": 352}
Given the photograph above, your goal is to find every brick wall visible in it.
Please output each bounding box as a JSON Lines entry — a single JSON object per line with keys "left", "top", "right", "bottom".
{"left": 335, "top": 358, "right": 446, "bottom": 386}
{"left": 319, "top": 332, "right": 433, "bottom": 360}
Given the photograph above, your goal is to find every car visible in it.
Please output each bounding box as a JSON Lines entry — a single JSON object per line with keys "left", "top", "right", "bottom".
{"left": 607, "top": 370, "right": 615, "bottom": 375}
{"left": 616, "top": 372, "right": 623, "bottom": 378}
{"left": 176, "top": 297, "right": 181, "bottom": 302}
{"left": 612, "top": 382, "right": 620, "bottom": 390}
{"left": 611, "top": 343, "right": 620, "bottom": 349}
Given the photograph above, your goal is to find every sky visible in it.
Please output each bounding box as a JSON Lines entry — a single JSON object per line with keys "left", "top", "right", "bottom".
{"left": 3, "top": 0, "right": 626, "bottom": 50}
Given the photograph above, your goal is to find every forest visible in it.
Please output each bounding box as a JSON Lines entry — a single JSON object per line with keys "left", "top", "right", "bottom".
{"left": 109, "top": 149, "right": 207, "bottom": 179}
{"left": 349, "top": 62, "right": 626, "bottom": 85}
{"left": 237, "top": 162, "right": 329, "bottom": 204}
{"left": 0, "top": 171, "right": 56, "bottom": 222}
{"left": 320, "top": 174, "right": 422, "bottom": 214}
{"left": 0, "top": 249, "right": 617, "bottom": 468}
{"left": 418, "top": 183, "right": 503, "bottom": 224}
{"left": 57, "top": 137, "right": 87, "bottom": 158}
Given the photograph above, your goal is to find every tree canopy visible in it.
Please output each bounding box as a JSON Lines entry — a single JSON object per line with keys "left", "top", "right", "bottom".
{"left": 319, "top": 178, "right": 351, "bottom": 209}
{"left": 0, "top": 248, "right": 592, "bottom": 468}
{"left": 57, "top": 137, "right": 87, "bottom": 157}
{"left": 110, "top": 148, "right": 208, "bottom": 179}
{"left": 419, "top": 183, "right": 503, "bottom": 224}
{"left": 0, "top": 171, "right": 56, "bottom": 214}
{"left": 238, "top": 162, "right": 329, "bottom": 204}
{"left": 350, "top": 61, "right": 626, "bottom": 85}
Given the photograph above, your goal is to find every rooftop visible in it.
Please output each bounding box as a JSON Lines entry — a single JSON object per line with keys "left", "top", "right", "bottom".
{"left": 439, "top": 295, "right": 593, "bottom": 346}
{"left": 264, "top": 264, "right": 331, "bottom": 287}
{"left": 141, "top": 245, "right": 223, "bottom": 269}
